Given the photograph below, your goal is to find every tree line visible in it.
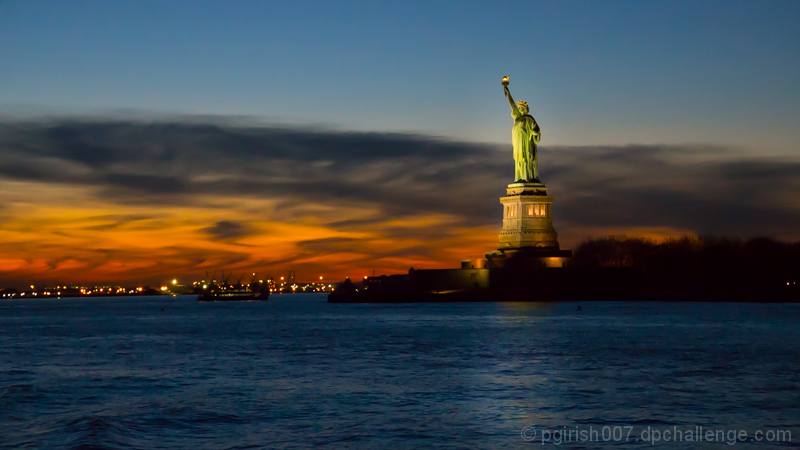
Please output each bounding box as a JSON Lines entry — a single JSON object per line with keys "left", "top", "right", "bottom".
{"left": 572, "top": 236, "right": 800, "bottom": 283}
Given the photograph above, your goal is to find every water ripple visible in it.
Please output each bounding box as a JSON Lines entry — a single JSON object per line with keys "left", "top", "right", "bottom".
{"left": 0, "top": 296, "right": 798, "bottom": 448}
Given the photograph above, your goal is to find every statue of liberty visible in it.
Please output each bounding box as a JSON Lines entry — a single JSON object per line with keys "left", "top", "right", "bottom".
{"left": 502, "top": 77, "right": 541, "bottom": 183}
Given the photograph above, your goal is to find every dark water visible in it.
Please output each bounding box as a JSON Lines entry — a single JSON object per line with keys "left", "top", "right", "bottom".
{"left": 1, "top": 295, "right": 799, "bottom": 449}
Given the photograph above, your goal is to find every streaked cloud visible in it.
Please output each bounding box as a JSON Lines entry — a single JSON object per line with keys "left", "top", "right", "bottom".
{"left": 202, "top": 221, "right": 255, "bottom": 241}
{"left": 0, "top": 118, "right": 797, "bottom": 285}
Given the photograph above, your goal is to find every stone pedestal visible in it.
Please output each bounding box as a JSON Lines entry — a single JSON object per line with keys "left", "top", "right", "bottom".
{"left": 498, "top": 182, "right": 560, "bottom": 249}
{"left": 487, "top": 182, "right": 572, "bottom": 269}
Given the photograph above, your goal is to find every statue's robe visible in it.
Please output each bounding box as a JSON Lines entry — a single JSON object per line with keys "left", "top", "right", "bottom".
{"left": 511, "top": 108, "right": 541, "bottom": 182}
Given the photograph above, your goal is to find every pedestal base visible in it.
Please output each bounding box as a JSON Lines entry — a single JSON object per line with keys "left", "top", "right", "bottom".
{"left": 498, "top": 182, "right": 560, "bottom": 250}
{"left": 485, "top": 247, "right": 572, "bottom": 269}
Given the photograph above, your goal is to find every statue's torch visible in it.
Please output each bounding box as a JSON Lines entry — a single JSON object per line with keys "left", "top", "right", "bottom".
{"left": 502, "top": 75, "right": 510, "bottom": 86}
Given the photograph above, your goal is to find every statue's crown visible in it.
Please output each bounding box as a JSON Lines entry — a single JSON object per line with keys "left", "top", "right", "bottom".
{"left": 517, "top": 100, "right": 528, "bottom": 108}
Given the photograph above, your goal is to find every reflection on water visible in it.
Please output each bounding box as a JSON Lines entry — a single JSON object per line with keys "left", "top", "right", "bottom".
{"left": 1, "top": 295, "right": 799, "bottom": 448}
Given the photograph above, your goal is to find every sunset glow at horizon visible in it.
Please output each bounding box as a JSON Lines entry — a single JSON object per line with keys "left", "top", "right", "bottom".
{"left": 1, "top": 1, "right": 799, "bottom": 286}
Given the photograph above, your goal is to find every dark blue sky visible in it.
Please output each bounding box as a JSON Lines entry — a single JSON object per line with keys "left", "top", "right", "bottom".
{"left": 1, "top": 0, "right": 799, "bottom": 152}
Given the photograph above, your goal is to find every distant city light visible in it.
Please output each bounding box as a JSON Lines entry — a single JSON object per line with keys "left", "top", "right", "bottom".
{"left": 172, "top": 279, "right": 177, "bottom": 285}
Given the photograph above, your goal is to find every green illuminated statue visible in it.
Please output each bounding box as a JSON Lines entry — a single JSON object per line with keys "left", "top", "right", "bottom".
{"left": 502, "top": 76, "right": 541, "bottom": 183}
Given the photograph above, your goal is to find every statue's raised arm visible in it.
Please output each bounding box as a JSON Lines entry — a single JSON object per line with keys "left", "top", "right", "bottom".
{"left": 503, "top": 84, "right": 520, "bottom": 118}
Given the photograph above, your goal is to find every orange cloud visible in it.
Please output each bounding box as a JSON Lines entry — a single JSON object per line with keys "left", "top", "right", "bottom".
{"left": 1, "top": 120, "right": 798, "bottom": 286}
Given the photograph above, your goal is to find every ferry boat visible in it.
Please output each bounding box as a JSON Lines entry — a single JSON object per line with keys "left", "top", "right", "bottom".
{"left": 197, "top": 284, "right": 269, "bottom": 302}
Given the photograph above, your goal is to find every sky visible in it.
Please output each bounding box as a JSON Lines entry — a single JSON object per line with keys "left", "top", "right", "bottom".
{"left": 0, "top": 1, "right": 799, "bottom": 286}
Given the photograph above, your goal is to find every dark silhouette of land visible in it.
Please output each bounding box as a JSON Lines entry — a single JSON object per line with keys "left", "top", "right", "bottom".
{"left": 329, "top": 236, "right": 800, "bottom": 303}
{"left": 573, "top": 236, "right": 800, "bottom": 281}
